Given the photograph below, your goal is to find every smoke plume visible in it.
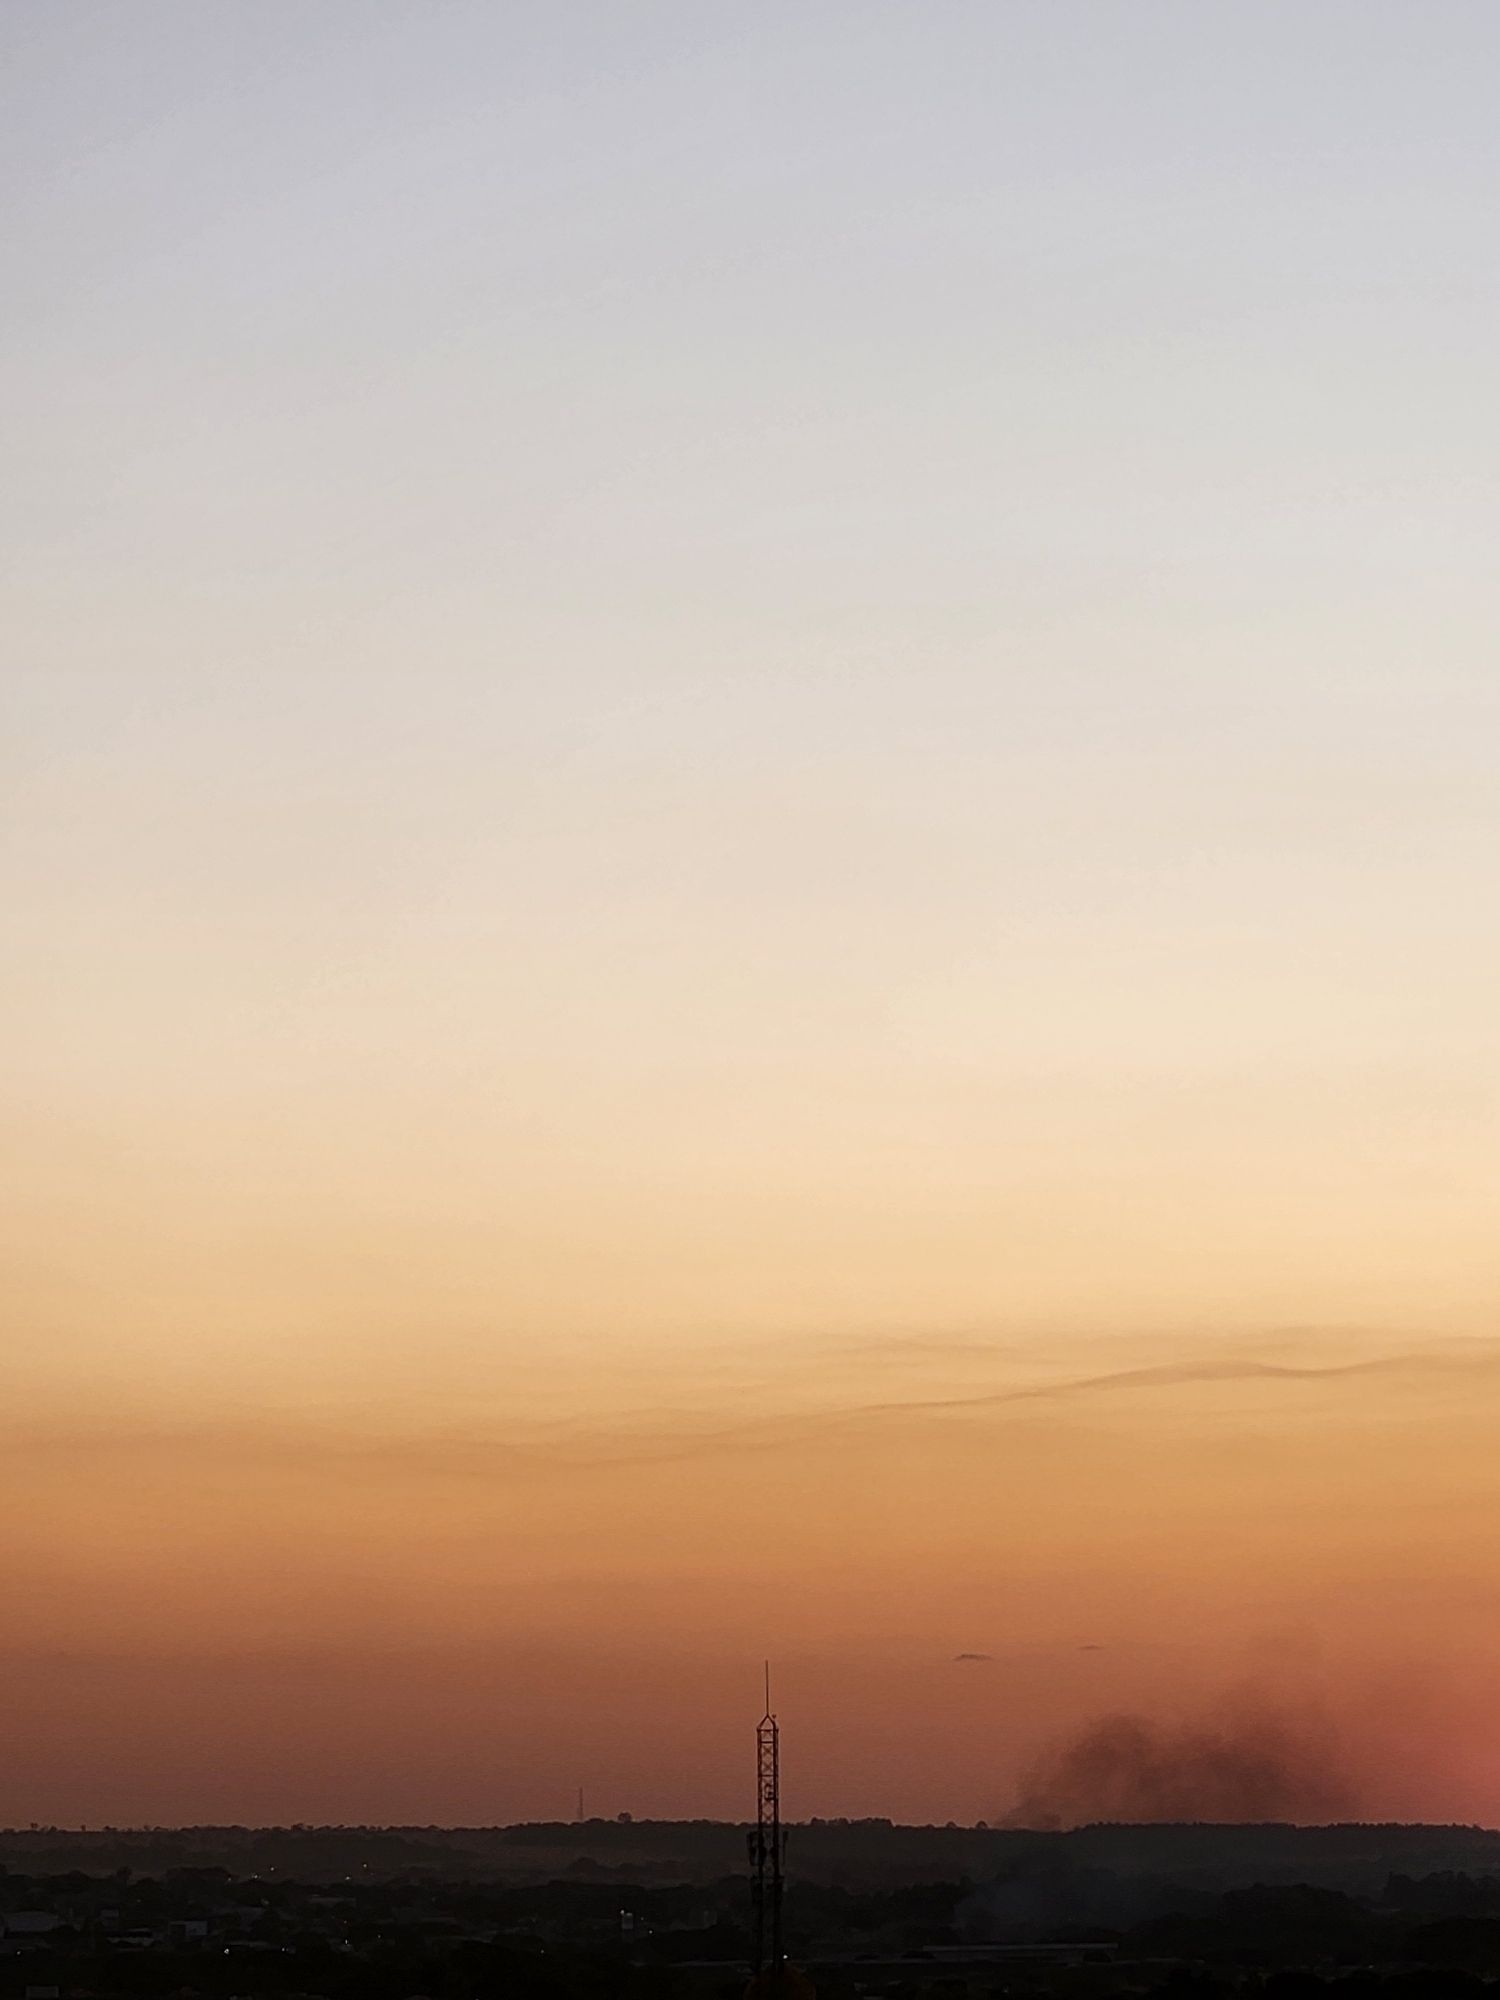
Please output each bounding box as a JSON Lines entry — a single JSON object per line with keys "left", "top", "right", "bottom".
{"left": 1006, "top": 1706, "right": 1353, "bottom": 1828}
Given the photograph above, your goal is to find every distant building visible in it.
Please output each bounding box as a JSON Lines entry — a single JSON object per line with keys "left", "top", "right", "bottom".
{"left": 3, "top": 1914, "right": 63, "bottom": 1938}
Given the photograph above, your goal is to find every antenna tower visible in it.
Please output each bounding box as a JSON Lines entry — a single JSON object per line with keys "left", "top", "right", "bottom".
{"left": 748, "top": 1663, "right": 787, "bottom": 1978}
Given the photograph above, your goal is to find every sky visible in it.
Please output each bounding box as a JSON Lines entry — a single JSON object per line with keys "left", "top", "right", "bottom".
{"left": 4, "top": 0, "right": 1500, "bottom": 1828}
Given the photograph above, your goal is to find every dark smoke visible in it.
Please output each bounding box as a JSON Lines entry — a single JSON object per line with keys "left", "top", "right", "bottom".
{"left": 1006, "top": 1707, "right": 1353, "bottom": 1828}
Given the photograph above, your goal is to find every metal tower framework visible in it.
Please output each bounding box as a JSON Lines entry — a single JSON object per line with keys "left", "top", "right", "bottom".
{"left": 748, "top": 1666, "right": 787, "bottom": 1977}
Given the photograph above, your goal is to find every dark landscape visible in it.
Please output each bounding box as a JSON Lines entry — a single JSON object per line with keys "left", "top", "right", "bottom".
{"left": 11, "top": 1821, "right": 1500, "bottom": 2000}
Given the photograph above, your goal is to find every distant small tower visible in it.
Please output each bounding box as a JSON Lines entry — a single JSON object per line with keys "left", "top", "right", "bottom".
{"left": 748, "top": 1663, "right": 787, "bottom": 1978}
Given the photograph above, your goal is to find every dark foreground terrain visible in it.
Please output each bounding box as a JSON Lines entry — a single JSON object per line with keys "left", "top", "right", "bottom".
{"left": 9, "top": 1823, "right": 1500, "bottom": 2000}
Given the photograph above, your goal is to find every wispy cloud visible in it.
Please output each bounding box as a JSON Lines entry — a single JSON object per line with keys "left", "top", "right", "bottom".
{"left": 516, "top": 1337, "right": 1500, "bottom": 1468}
{"left": 3, "top": 1336, "right": 1497, "bottom": 1479}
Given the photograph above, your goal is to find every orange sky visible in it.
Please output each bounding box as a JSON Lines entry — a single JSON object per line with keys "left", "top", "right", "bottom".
{"left": 6, "top": 4, "right": 1500, "bottom": 1826}
{"left": 7, "top": 1333, "right": 1500, "bottom": 1824}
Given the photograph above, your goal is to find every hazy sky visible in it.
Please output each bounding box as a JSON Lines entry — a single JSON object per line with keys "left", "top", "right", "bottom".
{"left": 5, "top": 2, "right": 1500, "bottom": 1825}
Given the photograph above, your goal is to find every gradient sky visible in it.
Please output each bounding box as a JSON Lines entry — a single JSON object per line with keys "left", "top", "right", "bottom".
{"left": 5, "top": 1, "right": 1500, "bottom": 1828}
